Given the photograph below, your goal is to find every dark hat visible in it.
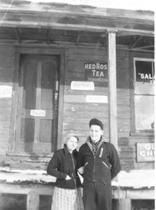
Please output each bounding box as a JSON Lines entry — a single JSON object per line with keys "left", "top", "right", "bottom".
{"left": 89, "top": 118, "right": 104, "bottom": 130}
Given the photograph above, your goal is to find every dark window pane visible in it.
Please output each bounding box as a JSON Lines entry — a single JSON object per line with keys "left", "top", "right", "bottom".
{"left": 39, "top": 195, "right": 52, "bottom": 210}
{"left": 0, "top": 194, "right": 26, "bottom": 210}
{"left": 21, "top": 118, "right": 35, "bottom": 142}
{"left": 135, "top": 60, "right": 154, "bottom": 94}
{"left": 23, "top": 61, "right": 37, "bottom": 109}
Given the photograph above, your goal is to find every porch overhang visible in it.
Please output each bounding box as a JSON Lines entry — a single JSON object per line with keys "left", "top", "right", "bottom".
{"left": 0, "top": 0, "right": 154, "bottom": 51}
{"left": 0, "top": 0, "right": 154, "bottom": 148}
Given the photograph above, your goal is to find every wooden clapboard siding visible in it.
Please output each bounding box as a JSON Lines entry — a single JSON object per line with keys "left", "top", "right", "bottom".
{"left": 117, "top": 50, "right": 129, "bottom": 89}
{"left": 0, "top": 46, "right": 15, "bottom": 82}
{"left": 0, "top": 99, "right": 11, "bottom": 154}
{"left": 64, "top": 46, "right": 155, "bottom": 172}
{"left": 0, "top": 43, "right": 154, "bottom": 172}
{"left": 0, "top": 45, "right": 15, "bottom": 156}
{"left": 64, "top": 103, "right": 108, "bottom": 114}
{"left": 0, "top": 106, "right": 11, "bottom": 121}
{"left": 66, "top": 47, "right": 107, "bottom": 56}
{"left": 129, "top": 136, "right": 154, "bottom": 145}
{"left": 66, "top": 54, "right": 107, "bottom": 61}
{"left": 64, "top": 46, "right": 109, "bottom": 147}
{"left": 134, "top": 162, "right": 154, "bottom": 169}
{"left": 0, "top": 154, "right": 50, "bottom": 170}
{"left": 116, "top": 48, "right": 133, "bottom": 170}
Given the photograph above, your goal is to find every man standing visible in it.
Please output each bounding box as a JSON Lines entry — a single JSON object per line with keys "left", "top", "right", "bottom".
{"left": 78, "top": 118, "right": 121, "bottom": 210}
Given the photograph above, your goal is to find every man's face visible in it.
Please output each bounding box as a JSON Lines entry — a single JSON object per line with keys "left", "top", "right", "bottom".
{"left": 89, "top": 125, "right": 103, "bottom": 143}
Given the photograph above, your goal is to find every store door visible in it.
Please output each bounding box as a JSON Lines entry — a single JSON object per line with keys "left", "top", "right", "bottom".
{"left": 15, "top": 55, "right": 59, "bottom": 155}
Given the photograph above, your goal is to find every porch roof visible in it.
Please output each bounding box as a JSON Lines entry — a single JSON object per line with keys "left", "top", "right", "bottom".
{"left": 0, "top": 0, "right": 154, "bottom": 51}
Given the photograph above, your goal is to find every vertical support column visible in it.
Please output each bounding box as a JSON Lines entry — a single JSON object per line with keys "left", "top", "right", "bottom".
{"left": 9, "top": 52, "right": 20, "bottom": 152}
{"left": 27, "top": 191, "right": 39, "bottom": 210}
{"left": 108, "top": 32, "right": 118, "bottom": 149}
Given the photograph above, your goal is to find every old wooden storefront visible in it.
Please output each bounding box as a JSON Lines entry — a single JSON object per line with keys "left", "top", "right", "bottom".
{"left": 0, "top": 0, "right": 155, "bottom": 209}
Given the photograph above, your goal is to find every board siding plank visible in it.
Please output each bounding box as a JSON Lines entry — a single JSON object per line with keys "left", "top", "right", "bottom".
{"left": 27, "top": 191, "right": 39, "bottom": 210}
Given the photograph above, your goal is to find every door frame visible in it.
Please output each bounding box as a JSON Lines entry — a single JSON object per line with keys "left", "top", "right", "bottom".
{"left": 9, "top": 46, "right": 65, "bottom": 156}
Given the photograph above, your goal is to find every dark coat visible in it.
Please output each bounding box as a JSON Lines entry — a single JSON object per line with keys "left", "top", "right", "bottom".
{"left": 78, "top": 141, "right": 121, "bottom": 185}
{"left": 47, "top": 145, "right": 81, "bottom": 189}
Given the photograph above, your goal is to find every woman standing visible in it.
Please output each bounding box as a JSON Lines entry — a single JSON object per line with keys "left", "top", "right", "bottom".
{"left": 47, "top": 133, "right": 84, "bottom": 210}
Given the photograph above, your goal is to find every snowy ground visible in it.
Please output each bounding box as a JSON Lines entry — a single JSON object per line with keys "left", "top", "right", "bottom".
{"left": 0, "top": 167, "right": 154, "bottom": 189}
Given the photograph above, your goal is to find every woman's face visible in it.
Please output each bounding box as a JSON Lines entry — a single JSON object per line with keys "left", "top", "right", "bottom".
{"left": 66, "top": 136, "right": 78, "bottom": 152}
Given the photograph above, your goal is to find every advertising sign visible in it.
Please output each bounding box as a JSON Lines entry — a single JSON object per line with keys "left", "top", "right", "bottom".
{"left": 0, "top": 86, "right": 12, "bottom": 98}
{"left": 137, "top": 143, "right": 155, "bottom": 162}
{"left": 71, "top": 81, "right": 94, "bottom": 90}
{"left": 86, "top": 95, "right": 108, "bottom": 103}
{"left": 85, "top": 62, "right": 108, "bottom": 82}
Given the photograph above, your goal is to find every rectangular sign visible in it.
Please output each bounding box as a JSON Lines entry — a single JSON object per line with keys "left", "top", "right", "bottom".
{"left": 135, "top": 60, "right": 154, "bottom": 82}
{"left": 71, "top": 81, "right": 94, "bottom": 90}
{"left": 86, "top": 95, "right": 108, "bottom": 103}
{"left": 30, "top": 110, "right": 46, "bottom": 117}
{"left": 85, "top": 62, "right": 108, "bottom": 82}
{"left": 137, "top": 143, "right": 155, "bottom": 162}
{"left": 0, "top": 86, "right": 12, "bottom": 98}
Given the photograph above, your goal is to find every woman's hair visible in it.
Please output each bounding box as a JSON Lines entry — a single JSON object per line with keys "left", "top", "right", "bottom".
{"left": 63, "top": 133, "right": 79, "bottom": 144}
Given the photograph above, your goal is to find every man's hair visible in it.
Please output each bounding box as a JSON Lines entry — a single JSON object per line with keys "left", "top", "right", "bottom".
{"left": 89, "top": 118, "right": 104, "bottom": 130}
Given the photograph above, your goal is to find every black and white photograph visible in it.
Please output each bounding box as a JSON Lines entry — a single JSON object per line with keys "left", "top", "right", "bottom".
{"left": 0, "top": 0, "right": 155, "bottom": 209}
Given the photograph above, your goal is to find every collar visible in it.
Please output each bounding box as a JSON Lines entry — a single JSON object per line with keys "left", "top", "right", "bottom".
{"left": 64, "top": 144, "right": 77, "bottom": 155}
{"left": 86, "top": 135, "right": 107, "bottom": 155}
{"left": 89, "top": 137, "right": 101, "bottom": 145}
{"left": 87, "top": 135, "right": 107, "bottom": 144}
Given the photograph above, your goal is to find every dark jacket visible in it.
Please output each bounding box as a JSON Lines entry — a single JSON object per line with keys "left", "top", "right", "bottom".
{"left": 78, "top": 139, "right": 121, "bottom": 185}
{"left": 47, "top": 145, "right": 81, "bottom": 189}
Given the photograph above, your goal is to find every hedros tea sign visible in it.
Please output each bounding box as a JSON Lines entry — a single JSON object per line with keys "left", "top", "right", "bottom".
{"left": 84, "top": 62, "right": 108, "bottom": 82}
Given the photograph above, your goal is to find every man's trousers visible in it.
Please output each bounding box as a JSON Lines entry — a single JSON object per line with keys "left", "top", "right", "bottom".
{"left": 83, "top": 181, "right": 112, "bottom": 210}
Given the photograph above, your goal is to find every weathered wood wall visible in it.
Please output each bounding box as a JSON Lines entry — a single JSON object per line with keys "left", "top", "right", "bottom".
{"left": 63, "top": 46, "right": 154, "bottom": 171}
{"left": 0, "top": 45, "right": 15, "bottom": 155}
{"left": 0, "top": 44, "right": 154, "bottom": 171}
{"left": 64, "top": 47, "right": 109, "bottom": 141}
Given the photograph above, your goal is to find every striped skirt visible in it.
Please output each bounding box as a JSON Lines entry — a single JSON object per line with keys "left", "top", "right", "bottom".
{"left": 51, "top": 187, "right": 84, "bottom": 210}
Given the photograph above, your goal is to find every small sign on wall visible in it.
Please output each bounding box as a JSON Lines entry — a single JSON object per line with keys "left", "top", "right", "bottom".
{"left": 86, "top": 95, "right": 108, "bottom": 103}
{"left": 30, "top": 110, "right": 46, "bottom": 117}
{"left": 71, "top": 81, "right": 94, "bottom": 90}
{"left": 84, "top": 62, "right": 108, "bottom": 82}
{"left": 0, "top": 86, "right": 12, "bottom": 98}
{"left": 137, "top": 143, "right": 155, "bottom": 162}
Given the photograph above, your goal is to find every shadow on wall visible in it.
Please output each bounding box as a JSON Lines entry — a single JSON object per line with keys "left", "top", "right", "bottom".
{"left": 112, "top": 199, "right": 155, "bottom": 210}
{"left": 0, "top": 194, "right": 52, "bottom": 210}
{"left": 0, "top": 194, "right": 26, "bottom": 210}
{"left": 131, "top": 199, "right": 155, "bottom": 210}
{"left": 24, "top": 142, "right": 39, "bottom": 161}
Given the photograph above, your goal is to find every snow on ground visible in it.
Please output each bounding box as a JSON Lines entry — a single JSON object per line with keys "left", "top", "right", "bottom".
{"left": 112, "top": 170, "right": 155, "bottom": 189}
{"left": 0, "top": 167, "right": 154, "bottom": 189}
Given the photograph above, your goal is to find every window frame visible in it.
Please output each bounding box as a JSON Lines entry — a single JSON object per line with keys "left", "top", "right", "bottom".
{"left": 129, "top": 52, "right": 154, "bottom": 136}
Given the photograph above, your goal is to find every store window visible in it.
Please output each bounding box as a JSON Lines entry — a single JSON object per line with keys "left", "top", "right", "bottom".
{"left": 133, "top": 58, "right": 155, "bottom": 132}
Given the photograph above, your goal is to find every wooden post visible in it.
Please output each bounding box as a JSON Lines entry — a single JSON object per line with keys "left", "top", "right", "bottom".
{"left": 27, "top": 191, "right": 39, "bottom": 210}
{"left": 107, "top": 32, "right": 118, "bottom": 149}
{"left": 117, "top": 199, "right": 131, "bottom": 210}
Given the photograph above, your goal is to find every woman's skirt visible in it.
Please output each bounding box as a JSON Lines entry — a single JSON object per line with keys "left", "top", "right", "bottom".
{"left": 51, "top": 186, "right": 84, "bottom": 210}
